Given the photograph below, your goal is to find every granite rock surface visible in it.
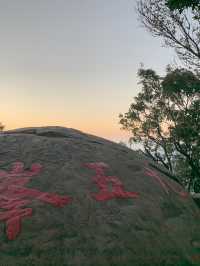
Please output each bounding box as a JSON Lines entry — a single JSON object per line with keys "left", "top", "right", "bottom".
{"left": 0, "top": 126, "right": 199, "bottom": 266}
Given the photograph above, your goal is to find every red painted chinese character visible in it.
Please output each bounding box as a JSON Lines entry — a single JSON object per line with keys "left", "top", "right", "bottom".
{"left": 144, "top": 165, "right": 188, "bottom": 198}
{"left": 0, "top": 161, "right": 72, "bottom": 240}
{"left": 83, "top": 162, "right": 139, "bottom": 201}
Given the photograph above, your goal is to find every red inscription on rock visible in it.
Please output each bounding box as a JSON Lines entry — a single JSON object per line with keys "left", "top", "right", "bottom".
{"left": 0, "top": 162, "right": 72, "bottom": 240}
{"left": 145, "top": 166, "right": 188, "bottom": 198}
{"left": 84, "top": 162, "right": 139, "bottom": 201}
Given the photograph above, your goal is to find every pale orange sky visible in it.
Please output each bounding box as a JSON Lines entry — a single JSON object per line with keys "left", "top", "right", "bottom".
{"left": 0, "top": 1, "right": 175, "bottom": 144}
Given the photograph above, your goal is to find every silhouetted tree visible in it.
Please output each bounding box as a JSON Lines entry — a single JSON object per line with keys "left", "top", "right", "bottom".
{"left": 137, "top": 0, "right": 200, "bottom": 70}
{"left": 119, "top": 66, "right": 200, "bottom": 192}
{"left": 166, "top": 0, "right": 200, "bottom": 13}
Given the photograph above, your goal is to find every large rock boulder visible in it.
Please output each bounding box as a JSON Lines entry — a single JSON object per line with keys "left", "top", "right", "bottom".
{"left": 0, "top": 126, "right": 199, "bottom": 266}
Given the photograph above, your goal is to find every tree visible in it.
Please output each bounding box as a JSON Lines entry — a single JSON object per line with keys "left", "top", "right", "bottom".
{"left": 166, "top": 0, "right": 200, "bottom": 13}
{"left": 166, "top": 0, "right": 200, "bottom": 12}
{"left": 137, "top": 0, "right": 200, "bottom": 70}
{"left": 119, "top": 66, "right": 200, "bottom": 192}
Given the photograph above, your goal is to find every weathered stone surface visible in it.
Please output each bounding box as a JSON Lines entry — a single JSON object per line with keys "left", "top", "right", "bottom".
{"left": 0, "top": 126, "right": 199, "bottom": 266}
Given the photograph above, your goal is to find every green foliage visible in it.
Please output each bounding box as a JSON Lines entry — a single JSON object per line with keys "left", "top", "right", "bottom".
{"left": 166, "top": 0, "right": 200, "bottom": 13}
{"left": 162, "top": 68, "right": 200, "bottom": 94}
{"left": 119, "top": 66, "right": 200, "bottom": 192}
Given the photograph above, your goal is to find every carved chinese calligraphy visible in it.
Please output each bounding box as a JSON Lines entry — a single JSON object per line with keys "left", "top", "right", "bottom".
{"left": 0, "top": 160, "right": 188, "bottom": 241}
{"left": 0, "top": 161, "right": 72, "bottom": 240}
{"left": 144, "top": 165, "right": 188, "bottom": 198}
{"left": 83, "top": 162, "right": 139, "bottom": 201}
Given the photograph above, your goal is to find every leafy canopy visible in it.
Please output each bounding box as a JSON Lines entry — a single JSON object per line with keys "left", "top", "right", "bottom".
{"left": 119, "top": 66, "right": 200, "bottom": 192}
{"left": 166, "top": 0, "right": 200, "bottom": 13}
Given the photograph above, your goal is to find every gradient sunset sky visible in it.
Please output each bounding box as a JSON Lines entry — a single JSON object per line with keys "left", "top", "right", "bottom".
{"left": 1, "top": 0, "right": 176, "bottom": 143}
